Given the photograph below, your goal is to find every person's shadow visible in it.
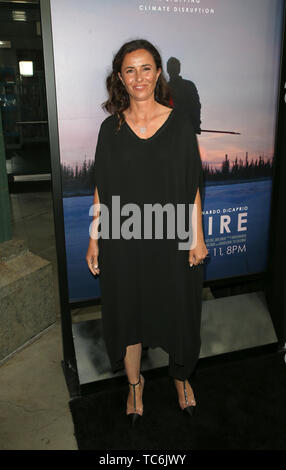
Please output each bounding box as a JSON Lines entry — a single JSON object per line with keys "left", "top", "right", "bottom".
{"left": 167, "top": 57, "right": 201, "bottom": 134}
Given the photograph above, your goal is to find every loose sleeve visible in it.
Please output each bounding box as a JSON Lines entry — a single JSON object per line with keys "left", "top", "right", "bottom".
{"left": 185, "top": 119, "right": 204, "bottom": 206}
{"left": 94, "top": 122, "right": 106, "bottom": 194}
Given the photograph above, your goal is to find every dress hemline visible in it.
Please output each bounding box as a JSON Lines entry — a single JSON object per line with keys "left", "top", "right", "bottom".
{"left": 108, "top": 339, "right": 201, "bottom": 378}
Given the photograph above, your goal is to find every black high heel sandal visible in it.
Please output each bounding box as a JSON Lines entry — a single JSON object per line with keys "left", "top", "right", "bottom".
{"left": 182, "top": 379, "right": 196, "bottom": 416}
{"left": 126, "top": 373, "right": 144, "bottom": 426}
{"left": 176, "top": 379, "right": 196, "bottom": 416}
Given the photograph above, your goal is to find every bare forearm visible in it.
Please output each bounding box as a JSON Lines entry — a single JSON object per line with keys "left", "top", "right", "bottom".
{"left": 194, "top": 188, "right": 205, "bottom": 242}
{"left": 90, "top": 186, "right": 100, "bottom": 243}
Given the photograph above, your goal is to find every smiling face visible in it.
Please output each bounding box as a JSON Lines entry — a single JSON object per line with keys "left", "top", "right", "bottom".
{"left": 118, "top": 48, "right": 161, "bottom": 103}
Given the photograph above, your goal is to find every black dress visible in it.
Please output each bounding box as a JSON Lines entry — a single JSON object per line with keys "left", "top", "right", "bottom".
{"left": 94, "top": 108, "right": 204, "bottom": 380}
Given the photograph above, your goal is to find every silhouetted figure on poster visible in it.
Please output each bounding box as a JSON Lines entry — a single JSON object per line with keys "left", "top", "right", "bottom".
{"left": 167, "top": 57, "right": 201, "bottom": 134}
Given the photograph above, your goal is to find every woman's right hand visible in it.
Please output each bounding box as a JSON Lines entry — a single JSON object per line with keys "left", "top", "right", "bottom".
{"left": 86, "top": 239, "right": 100, "bottom": 276}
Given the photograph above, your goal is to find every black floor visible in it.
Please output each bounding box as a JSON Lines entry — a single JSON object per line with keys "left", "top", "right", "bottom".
{"left": 69, "top": 347, "right": 286, "bottom": 450}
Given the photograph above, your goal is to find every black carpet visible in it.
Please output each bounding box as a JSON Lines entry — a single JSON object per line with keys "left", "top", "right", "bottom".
{"left": 69, "top": 350, "right": 286, "bottom": 450}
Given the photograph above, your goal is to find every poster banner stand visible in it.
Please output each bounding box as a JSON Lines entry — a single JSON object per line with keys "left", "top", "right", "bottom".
{"left": 40, "top": 0, "right": 286, "bottom": 399}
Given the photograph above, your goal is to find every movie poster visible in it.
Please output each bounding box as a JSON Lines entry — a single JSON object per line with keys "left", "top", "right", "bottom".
{"left": 49, "top": 0, "right": 283, "bottom": 300}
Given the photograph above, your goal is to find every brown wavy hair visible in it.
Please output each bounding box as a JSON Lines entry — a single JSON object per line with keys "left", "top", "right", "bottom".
{"left": 102, "top": 39, "right": 173, "bottom": 132}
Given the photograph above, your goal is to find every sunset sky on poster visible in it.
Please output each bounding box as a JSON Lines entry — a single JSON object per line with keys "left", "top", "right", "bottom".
{"left": 50, "top": 0, "right": 283, "bottom": 170}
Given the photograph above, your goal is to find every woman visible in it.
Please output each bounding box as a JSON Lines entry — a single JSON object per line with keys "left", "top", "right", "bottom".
{"left": 86, "top": 39, "right": 208, "bottom": 426}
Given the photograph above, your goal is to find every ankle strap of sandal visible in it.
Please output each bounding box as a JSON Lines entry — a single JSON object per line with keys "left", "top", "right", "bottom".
{"left": 128, "top": 377, "right": 140, "bottom": 386}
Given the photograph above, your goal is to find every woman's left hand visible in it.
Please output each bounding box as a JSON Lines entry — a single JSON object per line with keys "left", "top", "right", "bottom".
{"left": 189, "top": 238, "right": 209, "bottom": 266}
